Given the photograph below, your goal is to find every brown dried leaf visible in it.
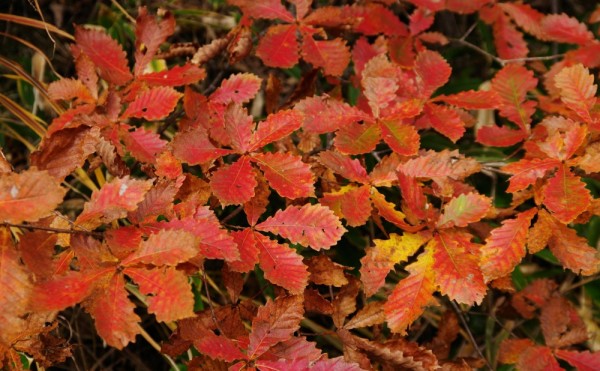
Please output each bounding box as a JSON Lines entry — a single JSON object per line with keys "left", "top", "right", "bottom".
{"left": 344, "top": 301, "right": 385, "bottom": 330}
{"left": 305, "top": 255, "right": 349, "bottom": 287}
{"left": 304, "top": 288, "right": 334, "bottom": 315}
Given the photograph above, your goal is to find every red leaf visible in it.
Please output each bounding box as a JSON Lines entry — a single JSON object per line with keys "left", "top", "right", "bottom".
{"left": 31, "top": 126, "right": 99, "bottom": 180}
{"left": 549, "top": 220, "right": 600, "bottom": 276}
{"left": 256, "top": 24, "right": 300, "bottom": 68}
{"left": 320, "top": 185, "right": 372, "bottom": 227}
{"left": 435, "top": 90, "right": 501, "bottom": 110}
{"left": 555, "top": 350, "right": 600, "bottom": 371}
{"left": 0, "top": 169, "right": 66, "bottom": 224}
{"left": 294, "top": 95, "right": 368, "bottom": 134}
{"left": 256, "top": 204, "right": 346, "bottom": 250}
{"left": 384, "top": 251, "right": 437, "bottom": 334}
{"left": 409, "top": 8, "right": 434, "bottom": 36}
{"left": 75, "top": 27, "right": 132, "bottom": 85}
{"left": 193, "top": 331, "right": 246, "bottom": 362}
{"left": 480, "top": 209, "right": 537, "bottom": 282}
{"left": 317, "top": 151, "right": 369, "bottom": 183}
{"left": 516, "top": 346, "right": 563, "bottom": 371}
{"left": 437, "top": 193, "right": 491, "bottom": 228}
{"left": 351, "top": 4, "right": 408, "bottom": 36}
{"left": 34, "top": 269, "right": 111, "bottom": 311}
{"left": 210, "top": 156, "right": 257, "bottom": 206}
{"left": 554, "top": 63, "right": 597, "bottom": 122}
{"left": 499, "top": 3, "right": 545, "bottom": 39}
{"left": 492, "top": 64, "right": 538, "bottom": 131}
{"left": 121, "top": 86, "right": 182, "bottom": 120}
{"left": 76, "top": 176, "right": 153, "bottom": 229}
{"left": 492, "top": 14, "right": 528, "bottom": 60}
{"left": 397, "top": 171, "right": 428, "bottom": 220}
{"left": 121, "top": 229, "right": 197, "bottom": 266}
{"left": 248, "top": 295, "right": 304, "bottom": 359}
{"left": 498, "top": 338, "right": 535, "bottom": 364}
{"left": 162, "top": 214, "right": 239, "bottom": 262}
{"left": 541, "top": 13, "right": 594, "bottom": 45}
{"left": 379, "top": 117, "right": 421, "bottom": 155}
{"left": 128, "top": 177, "right": 181, "bottom": 224}
{"left": 431, "top": 231, "right": 487, "bottom": 305}
{"left": 18, "top": 231, "right": 59, "bottom": 279}
{"left": 543, "top": 165, "right": 591, "bottom": 224}
{"left": 210, "top": 73, "right": 262, "bottom": 104}
{"left": 121, "top": 126, "right": 167, "bottom": 164}
{"left": 256, "top": 234, "right": 309, "bottom": 294}
{"left": 334, "top": 121, "right": 381, "bottom": 155}
{"left": 229, "top": 0, "right": 295, "bottom": 22}
{"left": 423, "top": 103, "right": 465, "bottom": 142}
{"left": 224, "top": 103, "right": 253, "bottom": 153}
{"left": 171, "top": 127, "right": 232, "bottom": 165}
{"left": 229, "top": 228, "right": 259, "bottom": 272}
{"left": 252, "top": 152, "right": 315, "bottom": 199}
{"left": 86, "top": 273, "right": 141, "bottom": 349}
{"left": 476, "top": 125, "right": 527, "bottom": 147}
{"left": 301, "top": 34, "right": 350, "bottom": 76}
{"left": 134, "top": 7, "right": 176, "bottom": 75}
{"left": 137, "top": 63, "right": 206, "bottom": 86}
{"left": 503, "top": 158, "right": 559, "bottom": 193}
{"left": 249, "top": 109, "right": 303, "bottom": 151}
{"left": 124, "top": 267, "right": 195, "bottom": 322}
{"left": 415, "top": 50, "right": 451, "bottom": 98}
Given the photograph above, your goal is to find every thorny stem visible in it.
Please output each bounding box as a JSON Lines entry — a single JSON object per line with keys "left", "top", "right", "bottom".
{"left": 450, "top": 300, "right": 493, "bottom": 371}
{"left": 1, "top": 222, "right": 103, "bottom": 237}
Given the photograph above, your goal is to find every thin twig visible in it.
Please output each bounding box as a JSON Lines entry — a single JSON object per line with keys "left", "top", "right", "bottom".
{"left": 137, "top": 325, "right": 179, "bottom": 371}
{"left": 450, "top": 300, "right": 493, "bottom": 371}
{"left": 2, "top": 222, "right": 103, "bottom": 237}
{"left": 450, "top": 38, "right": 564, "bottom": 66}
{"left": 201, "top": 267, "right": 223, "bottom": 334}
{"left": 221, "top": 206, "right": 244, "bottom": 224}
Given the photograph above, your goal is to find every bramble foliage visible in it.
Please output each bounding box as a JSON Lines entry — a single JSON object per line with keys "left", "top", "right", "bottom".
{"left": 1, "top": 1, "right": 600, "bottom": 369}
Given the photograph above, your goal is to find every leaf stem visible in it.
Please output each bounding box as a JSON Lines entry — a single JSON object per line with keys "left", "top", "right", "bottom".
{"left": 1, "top": 222, "right": 102, "bottom": 237}
{"left": 449, "top": 300, "right": 493, "bottom": 370}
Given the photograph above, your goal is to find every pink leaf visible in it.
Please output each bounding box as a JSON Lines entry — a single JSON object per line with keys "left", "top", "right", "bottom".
{"left": 256, "top": 24, "right": 300, "bottom": 68}
{"left": 211, "top": 73, "right": 262, "bottom": 104}
{"left": 75, "top": 27, "right": 132, "bottom": 85}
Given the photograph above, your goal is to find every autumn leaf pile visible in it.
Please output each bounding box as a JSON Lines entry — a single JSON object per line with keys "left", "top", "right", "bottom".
{"left": 1, "top": 1, "right": 600, "bottom": 369}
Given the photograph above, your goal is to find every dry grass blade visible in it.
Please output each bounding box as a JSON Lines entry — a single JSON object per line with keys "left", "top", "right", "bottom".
{"left": 0, "top": 93, "right": 46, "bottom": 137}
{"left": 0, "top": 13, "right": 74, "bottom": 41}
{"left": 0, "top": 55, "right": 62, "bottom": 114}
{"left": 0, "top": 32, "right": 62, "bottom": 78}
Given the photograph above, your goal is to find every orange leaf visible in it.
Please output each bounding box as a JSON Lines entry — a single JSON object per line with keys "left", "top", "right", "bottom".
{"left": 210, "top": 156, "right": 257, "bottom": 206}
{"left": 229, "top": 228, "right": 259, "bottom": 272}
{"left": 134, "top": 7, "right": 175, "bottom": 75}
{"left": 422, "top": 103, "right": 465, "bottom": 142}
{"left": 334, "top": 121, "right": 381, "bottom": 155}
{"left": 295, "top": 95, "right": 368, "bottom": 134}
{"left": 554, "top": 63, "right": 597, "bottom": 122}
{"left": 76, "top": 176, "right": 152, "bottom": 229}
{"left": 503, "top": 158, "right": 559, "bottom": 193}
{"left": 0, "top": 169, "right": 66, "bottom": 224}
{"left": 492, "top": 64, "right": 538, "bottom": 131}
{"left": 252, "top": 152, "right": 315, "bottom": 199}
{"left": 249, "top": 109, "right": 303, "bottom": 151}
{"left": 431, "top": 230, "right": 487, "bottom": 305}
{"left": 555, "top": 350, "right": 600, "bottom": 371}
{"left": 437, "top": 193, "right": 491, "bottom": 228}
{"left": 379, "top": 116, "right": 421, "bottom": 155}
{"left": 415, "top": 50, "right": 451, "bottom": 98}
{"left": 124, "top": 267, "right": 195, "bottom": 322}
{"left": 121, "top": 229, "right": 197, "bottom": 266}
{"left": 480, "top": 208, "right": 537, "bottom": 282}
{"left": 549, "top": 219, "right": 600, "bottom": 275}
{"left": 86, "top": 273, "right": 141, "bottom": 349}
{"left": 320, "top": 185, "right": 372, "bottom": 227}
{"left": 121, "top": 126, "right": 167, "bottom": 164}
{"left": 210, "top": 73, "right": 262, "bottom": 104}
{"left": 435, "top": 90, "right": 501, "bottom": 110}
{"left": 256, "top": 204, "right": 346, "bottom": 250}
{"left": 317, "top": 151, "right": 369, "bottom": 183}
{"left": 171, "top": 127, "right": 233, "bottom": 165}
{"left": 384, "top": 251, "right": 437, "bottom": 334}
{"left": 541, "top": 13, "right": 594, "bottom": 45}
{"left": 543, "top": 165, "right": 591, "bottom": 224}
